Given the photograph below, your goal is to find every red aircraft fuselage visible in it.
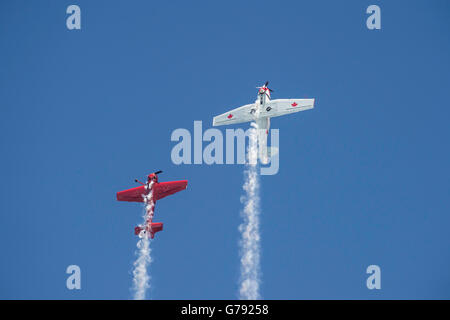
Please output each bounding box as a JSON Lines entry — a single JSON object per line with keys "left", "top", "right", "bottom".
{"left": 116, "top": 172, "right": 188, "bottom": 239}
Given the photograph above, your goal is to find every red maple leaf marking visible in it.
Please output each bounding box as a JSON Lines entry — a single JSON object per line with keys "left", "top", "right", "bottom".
{"left": 291, "top": 102, "right": 298, "bottom": 107}
{"left": 227, "top": 114, "right": 233, "bottom": 119}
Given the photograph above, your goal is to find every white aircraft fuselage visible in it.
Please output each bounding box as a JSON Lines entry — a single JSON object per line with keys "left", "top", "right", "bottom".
{"left": 212, "top": 82, "right": 315, "bottom": 164}
{"left": 254, "top": 86, "right": 272, "bottom": 164}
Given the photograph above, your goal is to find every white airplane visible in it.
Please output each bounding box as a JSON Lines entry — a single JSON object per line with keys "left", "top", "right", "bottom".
{"left": 212, "top": 81, "right": 315, "bottom": 164}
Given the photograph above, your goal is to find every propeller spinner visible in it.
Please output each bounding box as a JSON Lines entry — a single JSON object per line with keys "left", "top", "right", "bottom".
{"left": 257, "top": 81, "right": 274, "bottom": 93}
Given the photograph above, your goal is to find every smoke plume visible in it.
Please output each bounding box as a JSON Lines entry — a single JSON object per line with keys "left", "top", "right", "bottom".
{"left": 239, "top": 123, "right": 261, "bottom": 300}
{"left": 132, "top": 182, "right": 154, "bottom": 300}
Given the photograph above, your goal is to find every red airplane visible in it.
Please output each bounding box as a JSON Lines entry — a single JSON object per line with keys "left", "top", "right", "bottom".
{"left": 116, "top": 171, "right": 188, "bottom": 239}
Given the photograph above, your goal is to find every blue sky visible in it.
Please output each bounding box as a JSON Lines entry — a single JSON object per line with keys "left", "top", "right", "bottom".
{"left": 1, "top": 0, "right": 450, "bottom": 299}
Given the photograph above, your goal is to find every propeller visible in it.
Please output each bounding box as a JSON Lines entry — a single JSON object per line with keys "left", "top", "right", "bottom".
{"left": 257, "top": 81, "right": 273, "bottom": 92}
{"left": 135, "top": 171, "right": 162, "bottom": 185}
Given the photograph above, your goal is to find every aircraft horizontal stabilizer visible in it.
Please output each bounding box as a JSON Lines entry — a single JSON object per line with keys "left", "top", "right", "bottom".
{"left": 135, "top": 223, "right": 164, "bottom": 239}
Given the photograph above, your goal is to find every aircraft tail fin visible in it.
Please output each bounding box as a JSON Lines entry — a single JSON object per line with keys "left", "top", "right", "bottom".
{"left": 134, "top": 223, "right": 164, "bottom": 238}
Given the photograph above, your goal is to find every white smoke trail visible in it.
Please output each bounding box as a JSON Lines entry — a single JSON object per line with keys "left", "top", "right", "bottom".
{"left": 132, "top": 182, "right": 154, "bottom": 300}
{"left": 239, "top": 123, "right": 261, "bottom": 300}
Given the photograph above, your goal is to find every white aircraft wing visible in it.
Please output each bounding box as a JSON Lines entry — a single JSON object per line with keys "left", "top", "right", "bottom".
{"left": 263, "top": 99, "right": 314, "bottom": 118}
{"left": 212, "top": 103, "right": 256, "bottom": 126}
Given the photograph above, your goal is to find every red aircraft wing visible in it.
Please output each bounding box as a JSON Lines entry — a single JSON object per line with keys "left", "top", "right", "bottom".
{"left": 153, "top": 180, "right": 188, "bottom": 201}
{"left": 116, "top": 185, "right": 147, "bottom": 202}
